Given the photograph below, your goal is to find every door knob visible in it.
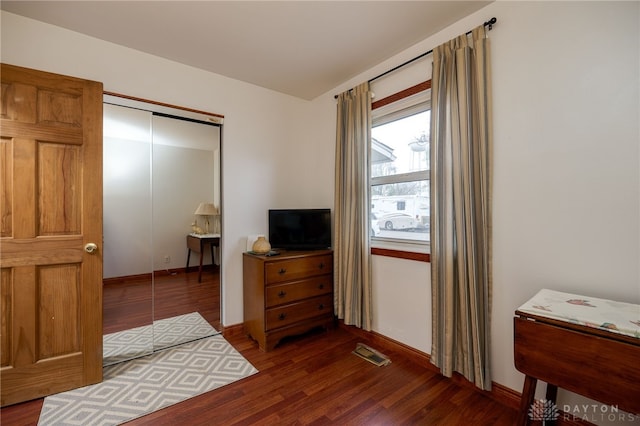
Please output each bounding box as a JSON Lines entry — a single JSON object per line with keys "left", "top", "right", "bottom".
{"left": 84, "top": 243, "right": 98, "bottom": 254}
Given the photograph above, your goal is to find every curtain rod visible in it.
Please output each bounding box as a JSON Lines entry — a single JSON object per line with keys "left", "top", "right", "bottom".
{"left": 334, "top": 17, "right": 497, "bottom": 99}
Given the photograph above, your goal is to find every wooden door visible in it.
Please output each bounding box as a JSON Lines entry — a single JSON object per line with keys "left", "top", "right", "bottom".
{"left": 0, "top": 64, "right": 103, "bottom": 406}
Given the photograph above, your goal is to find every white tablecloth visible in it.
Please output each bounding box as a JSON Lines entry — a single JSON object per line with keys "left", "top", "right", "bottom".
{"left": 518, "top": 289, "right": 640, "bottom": 339}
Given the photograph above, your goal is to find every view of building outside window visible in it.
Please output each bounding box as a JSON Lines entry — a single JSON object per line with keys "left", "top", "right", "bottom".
{"left": 371, "top": 110, "right": 430, "bottom": 243}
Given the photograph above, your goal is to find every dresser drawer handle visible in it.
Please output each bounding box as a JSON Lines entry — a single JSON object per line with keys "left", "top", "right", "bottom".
{"left": 278, "top": 313, "right": 287, "bottom": 320}
{"left": 318, "top": 283, "right": 324, "bottom": 289}
{"left": 278, "top": 268, "right": 287, "bottom": 275}
{"left": 318, "top": 304, "right": 325, "bottom": 310}
{"left": 318, "top": 262, "right": 325, "bottom": 269}
{"left": 278, "top": 290, "right": 286, "bottom": 298}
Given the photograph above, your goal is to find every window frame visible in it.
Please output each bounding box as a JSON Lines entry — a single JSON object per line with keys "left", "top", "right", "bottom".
{"left": 370, "top": 81, "right": 432, "bottom": 255}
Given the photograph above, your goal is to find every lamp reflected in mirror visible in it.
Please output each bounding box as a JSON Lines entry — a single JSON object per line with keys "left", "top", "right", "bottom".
{"left": 194, "top": 202, "right": 219, "bottom": 234}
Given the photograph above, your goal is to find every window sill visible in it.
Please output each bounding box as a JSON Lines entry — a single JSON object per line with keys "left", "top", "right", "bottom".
{"left": 370, "top": 239, "right": 430, "bottom": 262}
{"left": 371, "top": 247, "right": 430, "bottom": 262}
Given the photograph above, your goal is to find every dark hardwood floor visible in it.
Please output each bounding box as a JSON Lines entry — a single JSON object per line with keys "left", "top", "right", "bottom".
{"left": 1, "top": 268, "right": 518, "bottom": 425}
{"left": 103, "top": 266, "right": 221, "bottom": 334}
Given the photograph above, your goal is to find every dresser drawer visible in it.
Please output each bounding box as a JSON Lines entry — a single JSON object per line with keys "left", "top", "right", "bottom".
{"left": 265, "top": 295, "right": 333, "bottom": 331}
{"left": 244, "top": 250, "right": 334, "bottom": 351}
{"left": 265, "top": 254, "right": 332, "bottom": 284}
{"left": 266, "top": 276, "right": 332, "bottom": 308}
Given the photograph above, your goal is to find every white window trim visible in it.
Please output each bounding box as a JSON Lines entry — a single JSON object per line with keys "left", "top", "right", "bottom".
{"left": 370, "top": 88, "right": 431, "bottom": 254}
{"left": 372, "top": 90, "right": 431, "bottom": 124}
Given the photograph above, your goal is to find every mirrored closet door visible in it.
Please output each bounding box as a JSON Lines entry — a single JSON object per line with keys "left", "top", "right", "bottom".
{"left": 102, "top": 94, "right": 222, "bottom": 366}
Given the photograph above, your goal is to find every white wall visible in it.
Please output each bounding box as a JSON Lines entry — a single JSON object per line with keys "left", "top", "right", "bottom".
{"left": 103, "top": 104, "right": 153, "bottom": 278}
{"left": 102, "top": 105, "right": 220, "bottom": 278}
{"left": 490, "top": 3, "right": 639, "bottom": 417}
{"left": 3, "top": 2, "right": 639, "bottom": 419}
{"left": 151, "top": 115, "right": 220, "bottom": 272}
{"left": 311, "top": 1, "right": 640, "bottom": 420}
{"left": 0, "top": 11, "right": 334, "bottom": 327}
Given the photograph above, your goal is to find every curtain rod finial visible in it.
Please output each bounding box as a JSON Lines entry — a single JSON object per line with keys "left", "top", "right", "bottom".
{"left": 485, "top": 17, "right": 497, "bottom": 30}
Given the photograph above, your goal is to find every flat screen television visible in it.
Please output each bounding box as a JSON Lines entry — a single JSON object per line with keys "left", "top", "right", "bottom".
{"left": 268, "top": 209, "right": 332, "bottom": 250}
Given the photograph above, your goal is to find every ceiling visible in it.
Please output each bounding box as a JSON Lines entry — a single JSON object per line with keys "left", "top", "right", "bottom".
{"left": 1, "top": 1, "right": 490, "bottom": 100}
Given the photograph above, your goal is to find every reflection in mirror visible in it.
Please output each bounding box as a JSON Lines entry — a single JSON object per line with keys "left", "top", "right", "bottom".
{"left": 103, "top": 104, "right": 153, "bottom": 365}
{"left": 102, "top": 96, "right": 222, "bottom": 366}
{"left": 151, "top": 114, "right": 221, "bottom": 350}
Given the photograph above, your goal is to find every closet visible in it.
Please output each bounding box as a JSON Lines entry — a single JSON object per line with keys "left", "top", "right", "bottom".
{"left": 102, "top": 94, "right": 222, "bottom": 364}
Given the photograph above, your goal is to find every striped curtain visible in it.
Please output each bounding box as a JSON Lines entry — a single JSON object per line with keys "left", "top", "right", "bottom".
{"left": 430, "top": 25, "right": 493, "bottom": 390}
{"left": 334, "top": 82, "right": 372, "bottom": 330}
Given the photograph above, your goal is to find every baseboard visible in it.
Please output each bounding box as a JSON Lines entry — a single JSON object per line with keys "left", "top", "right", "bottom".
{"left": 337, "top": 321, "right": 591, "bottom": 426}
{"left": 338, "top": 322, "right": 435, "bottom": 369}
{"left": 103, "top": 272, "right": 154, "bottom": 285}
{"left": 222, "top": 323, "right": 244, "bottom": 338}
{"left": 491, "top": 381, "right": 521, "bottom": 410}
{"left": 102, "top": 266, "right": 220, "bottom": 285}
{"left": 103, "top": 268, "right": 184, "bottom": 285}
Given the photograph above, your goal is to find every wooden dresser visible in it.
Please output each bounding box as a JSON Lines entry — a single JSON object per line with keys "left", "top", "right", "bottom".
{"left": 243, "top": 250, "right": 334, "bottom": 351}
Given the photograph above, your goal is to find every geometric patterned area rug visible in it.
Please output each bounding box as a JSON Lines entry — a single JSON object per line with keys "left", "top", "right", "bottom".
{"left": 103, "top": 312, "right": 220, "bottom": 366}
{"left": 38, "top": 334, "right": 258, "bottom": 425}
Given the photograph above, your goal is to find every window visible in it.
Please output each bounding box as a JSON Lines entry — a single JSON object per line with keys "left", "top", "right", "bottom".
{"left": 370, "top": 86, "right": 430, "bottom": 246}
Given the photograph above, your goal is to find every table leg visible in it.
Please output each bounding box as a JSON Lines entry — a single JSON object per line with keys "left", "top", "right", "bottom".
{"left": 545, "top": 383, "right": 559, "bottom": 425}
{"left": 517, "top": 375, "right": 537, "bottom": 426}
{"left": 545, "top": 383, "right": 558, "bottom": 404}
{"left": 186, "top": 249, "right": 191, "bottom": 270}
{"left": 198, "top": 250, "right": 204, "bottom": 283}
